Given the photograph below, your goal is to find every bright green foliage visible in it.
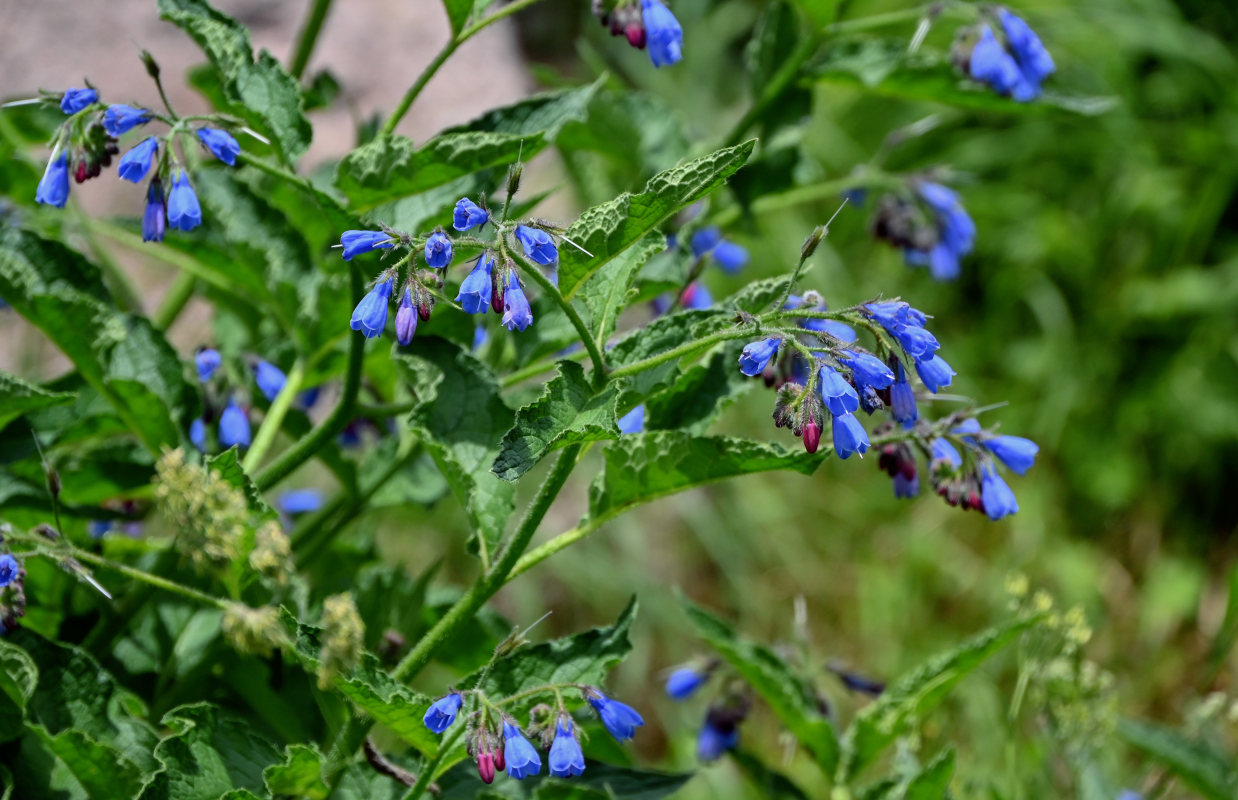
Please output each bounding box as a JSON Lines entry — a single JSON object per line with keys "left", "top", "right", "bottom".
{"left": 1118, "top": 719, "right": 1238, "bottom": 800}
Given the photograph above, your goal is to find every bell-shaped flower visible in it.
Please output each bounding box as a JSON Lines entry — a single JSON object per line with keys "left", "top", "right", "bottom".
{"left": 457, "top": 255, "right": 494, "bottom": 314}
{"left": 838, "top": 350, "right": 894, "bottom": 390}
{"left": 350, "top": 276, "right": 394, "bottom": 338}
{"left": 219, "top": 399, "right": 251, "bottom": 449}
{"left": 338, "top": 230, "right": 395, "bottom": 261}
{"left": 254, "top": 360, "right": 287, "bottom": 402}
{"left": 914, "top": 354, "right": 955, "bottom": 393}
{"left": 395, "top": 288, "right": 418, "bottom": 346}
{"left": 587, "top": 692, "right": 645, "bottom": 741}
{"left": 423, "top": 693, "right": 463, "bottom": 734}
{"left": 502, "top": 721, "right": 542, "bottom": 779}
{"left": 143, "top": 179, "right": 167, "bottom": 242}
{"left": 196, "top": 128, "right": 241, "bottom": 166}
{"left": 981, "top": 466, "right": 1019, "bottom": 520}
{"left": 189, "top": 418, "right": 207, "bottom": 452}
{"left": 548, "top": 718, "right": 586, "bottom": 778}
{"left": 194, "top": 347, "right": 222, "bottom": 382}
{"left": 35, "top": 152, "right": 70, "bottom": 208}
{"left": 502, "top": 272, "right": 534, "bottom": 332}
{"left": 424, "top": 231, "right": 453, "bottom": 268}
{"left": 665, "top": 666, "right": 706, "bottom": 700}
{"left": 60, "top": 88, "right": 97, "bottom": 115}
{"left": 819, "top": 365, "right": 859, "bottom": 416}
{"left": 118, "top": 138, "right": 159, "bottom": 183}
{"left": 453, "top": 197, "right": 488, "bottom": 231}
{"left": 103, "top": 104, "right": 152, "bottom": 136}
{"left": 167, "top": 172, "right": 202, "bottom": 232}
{"left": 738, "top": 337, "right": 781, "bottom": 377}
{"left": 831, "top": 412, "right": 870, "bottom": 459}
{"left": 983, "top": 435, "right": 1038, "bottom": 475}
{"left": 890, "top": 361, "right": 917, "bottom": 425}
{"left": 515, "top": 225, "right": 558, "bottom": 265}
{"left": 641, "top": 0, "right": 684, "bottom": 67}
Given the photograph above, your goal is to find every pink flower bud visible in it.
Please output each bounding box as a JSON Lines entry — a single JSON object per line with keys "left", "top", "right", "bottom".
{"left": 477, "top": 750, "right": 495, "bottom": 784}
{"left": 803, "top": 421, "right": 821, "bottom": 454}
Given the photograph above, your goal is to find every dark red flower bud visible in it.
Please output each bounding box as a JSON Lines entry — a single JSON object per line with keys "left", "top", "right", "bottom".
{"left": 477, "top": 750, "right": 495, "bottom": 784}
{"left": 626, "top": 23, "right": 646, "bottom": 49}
{"left": 803, "top": 421, "right": 821, "bottom": 454}
{"left": 493, "top": 745, "right": 505, "bottom": 772}
{"left": 74, "top": 161, "right": 88, "bottom": 184}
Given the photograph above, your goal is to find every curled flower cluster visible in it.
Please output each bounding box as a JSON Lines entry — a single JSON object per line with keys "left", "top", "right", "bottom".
{"left": 422, "top": 684, "right": 643, "bottom": 783}
{"left": 955, "top": 7, "right": 1056, "bottom": 102}
{"left": 342, "top": 193, "right": 570, "bottom": 344}
{"left": 594, "top": 0, "right": 684, "bottom": 67}
{"left": 871, "top": 180, "right": 975, "bottom": 281}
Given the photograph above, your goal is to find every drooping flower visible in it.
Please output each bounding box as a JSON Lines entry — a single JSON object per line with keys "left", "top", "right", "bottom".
{"left": 587, "top": 692, "right": 645, "bottom": 741}
{"left": 906, "top": 181, "right": 976, "bottom": 281}
{"left": 143, "top": 178, "right": 167, "bottom": 242}
{"left": 680, "top": 282, "right": 713, "bottom": 310}
{"left": 696, "top": 712, "right": 739, "bottom": 762}
{"left": 831, "top": 412, "right": 870, "bottom": 460}
{"left": 968, "top": 26, "right": 1022, "bottom": 96}
{"left": 167, "top": 171, "right": 202, "bottom": 232}
{"left": 254, "top": 360, "right": 287, "bottom": 402}
{"left": 618, "top": 405, "right": 645, "bottom": 434}
{"left": 60, "top": 87, "right": 97, "bottom": 115}
{"left": 195, "top": 348, "right": 222, "bottom": 382}
{"left": 424, "top": 231, "right": 453, "bottom": 268}
{"left": 395, "top": 288, "right": 418, "bottom": 346}
{"left": 690, "top": 227, "right": 747, "bottom": 273}
{"left": 189, "top": 418, "right": 206, "bottom": 452}
{"left": 103, "top": 104, "right": 151, "bottom": 136}
{"left": 914, "top": 354, "right": 955, "bottom": 393}
{"left": 0, "top": 554, "right": 19, "bottom": 588}
{"left": 457, "top": 255, "right": 494, "bottom": 314}
{"left": 350, "top": 277, "right": 394, "bottom": 338}
{"left": 219, "top": 399, "right": 251, "bottom": 448}
{"left": 277, "top": 488, "right": 323, "bottom": 515}
{"left": 502, "top": 272, "right": 534, "bottom": 332}
{"left": 893, "top": 472, "right": 919, "bottom": 498}
{"left": 665, "top": 666, "right": 706, "bottom": 700}
{"left": 838, "top": 350, "right": 894, "bottom": 390}
{"left": 515, "top": 225, "right": 558, "bottom": 265}
{"left": 502, "top": 721, "right": 542, "bottom": 779}
{"left": 738, "top": 338, "right": 781, "bottom": 377}
{"left": 641, "top": 0, "right": 683, "bottom": 67}
{"left": 787, "top": 295, "right": 857, "bottom": 343}
{"left": 980, "top": 465, "right": 1019, "bottom": 520}
{"left": 453, "top": 197, "right": 488, "bottom": 231}
{"left": 819, "top": 366, "right": 859, "bottom": 416}
{"left": 689, "top": 227, "right": 722, "bottom": 257}
{"left": 890, "top": 361, "right": 917, "bottom": 425}
{"left": 423, "top": 693, "right": 463, "bottom": 734}
{"left": 196, "top": 128, "right": 241, "bottom": 166}
{"left": 35, "top": 152, "right": 70, "bottom": 208}
{"left": 983, "top": 435, "right": 1038, "bottom": 475}
{"left": 338, "top": 230, "right": 395, "bottom": 261}
{"left": 931, "top": 437, "right": 963, "bottom": 468}
{"left": 548, "top": 718, "right": 586, "bottom": 778}
{"left": 998, "top": 9, "right": 1056, "bottom": 100}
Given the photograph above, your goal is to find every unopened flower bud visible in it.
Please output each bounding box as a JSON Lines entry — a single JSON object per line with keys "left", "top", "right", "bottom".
{"left": 801, "top": 225, "right": 826, "bottom": 260}
{"left": 506, "top": 162, "right": 523, "bottom": 199}
{"left": 140, "top": 49, "right": 161, "bottom": 80}
{"left": 626, "top": 23, "right": 646, "bottom": 48}
{"left": 477, "top": 749, "right": 495, "bottom": 784}
{"left": 803, "top": 421, "right": 821, "bottom": 454}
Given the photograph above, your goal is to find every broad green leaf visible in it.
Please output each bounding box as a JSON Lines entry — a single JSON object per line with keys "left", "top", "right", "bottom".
{"left": 158, "top": 0, "right": 311, "bottom": 158}
{"left": 138, "top": 703, "right": 283, "bottom": 800}
{"left": 840, "top": 614, "right": 1041, "bottom": 780}
{"left": 813, "top": 39, "right": 1116, "bottom": 116}
{"left": 443, "top": 79, "right": 603, "bottom": 139}
{"left": 682, "top": 600, "right": 839, "bottom": 774}
{"left": 589, "top": 433, "right": 821, "bottom": 523}
{"left": 730, "top": 750, "right": 811, "bottom": 800}
{"left": 558, "top": 142, "right": 756, "bottom": 299}
{"left": 352, "top": 562, "right": 437, "bottom": 652}
{"left": 903, "top": 748, "right": 955, "bottom": 800}
{"left": 330, "top": 763, "right": 409, "bottom": 800}
{"left": 644, "top": 343, "right": 755, "bottom": 435}
{"left": 0, "top": 640, "right": 37, "bottom": 743}
{"left": 1117, "top": 718, "right": 1238, "bottom": 800}
{"left": 264, "top": 744, "right": 329, "bottom": 799}
{"left": 434, "top": 759, "right": 692, "bottom": 799}
{"left": 747, "top": 2, "right": 810, "bottom": 106}
{"left": 33, "top": 727, "right": 150, "bottom": 800}
{"left": 0, "top": 229, "right": 194, "bottom": 453}
{"left": 578, "top": 231, "right": 666, "bottom": 346}
{"left": 608, "top": 309, "right": 730, "bottom": 407}
{"left": 492, "top": 361, "right": 620, "bottom": 481}
{"left": 0, "top": 370, "right": 73, "bottom": 432}
{"left": 395, "top": 339, "right": 516, "bottom": 563}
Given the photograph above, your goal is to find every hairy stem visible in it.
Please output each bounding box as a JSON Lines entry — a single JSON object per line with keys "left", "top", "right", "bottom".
{"left": 243, "top": 359, "right": 306, "bottom": 472}
{"left": 64, "top": 548, "right": 226, "bottom": 609}
{"left": 289, "top": 0, "right": 335, "bottom": 80}
{"left": 607, "top": 327, "right": 770, "bottom": 380}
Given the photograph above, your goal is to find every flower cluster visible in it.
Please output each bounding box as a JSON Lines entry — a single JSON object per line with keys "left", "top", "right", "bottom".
{"left": 871, "top": 180, "right": 975, "bottom": 281}
{"left": 594, "top": 0, "right": 684, "bottom": 67}
{"left": 187, "top": 347, "right": 320, "bottom": 453}
{"left": 0, "top": 549, "right": 27, "bottom": 635}
{"left": 956, "top": 7, "right": 1056, "bottom": 102}
{"left": 422, "top": 684, "right": 644, "bottom": 783}
{"left": 343, "top": 193, "right": 569, "bottom": 345}
{"left": 29, "top": 84, "right": 242, "bottom": 238}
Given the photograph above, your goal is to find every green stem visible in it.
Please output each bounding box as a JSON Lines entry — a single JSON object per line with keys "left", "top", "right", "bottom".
{"left": 65, "top": 548, "right": 226, "bottom": 609}
{"left": 500, "top": 349, "right": 589, "bottom": 389}
{"left": 400, "top": 726, "right": 464, "bottom": 800}
{"left": 607, "top": 328, "right": 773, "bottom": 380}
{"left": 152, "top": 272, "right": 197, "bottom": 331}
{"left": 289, "top": 0, "right": 335, "bottom": 80}
{"left": 243, "top": 359, "right": 306, "bottom": 472}
{"left": 355, "top": 400, "right": 417, "bottom": 419}
{"left": 509, "top": 252, "right": 606, "bottom": 385}
{"left": 254, "top": 265, "right": 365, "bottom": 491}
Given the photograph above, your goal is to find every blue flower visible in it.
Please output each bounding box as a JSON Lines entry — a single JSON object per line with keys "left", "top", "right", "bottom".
{"left": 196, "top": 128, "right": 241, "bottom": 166}
{"left": 453, "top": 197, "right": 488, "bottom": 231}
{"left": 831, "top": 412, "right": 870, "bottom": 460}
{"left": 457, "top": 255, "right": 494, "bottom": 314}
{"left": 167, "top": 172, "right": 202, "bottom": 232}
{"left": 548, "top": 719, "right": 586, "bottom": 778}
{"left": 618, "top": 405, "right": 645, "bottom": 434}
{"left": 999, "top": 10, "right": 1055, "bottom": 100}
{"left": 339, "top": 230, "right": 395, "bottom": 261}
{"left": 36, "top": 152, "right": 70, "bottom": 208}
{"left": 277, "top": 488, "right": 322, "bottom": 514}
{"left": 298, "top": 387, "right": 321, "bottom": 410}
{"left": 931, "top": 438, "right": 963, "bottom": 468}
{"left": 712, "top": 241, "right": 748, "bottom": 273}
{"left": 981, "top": 466, "right": 1019, "bottom": 520}
{"left": 890, "top": 362, "right": 917, "bottom": 425}
{"left": 143, "top": 179, "right": 167, "bottom": 242}
{"left": 424, "top": 231, "right": 453, "bottom": 268}
{"left": 395, "top": 288, "right": 418, "bottom": 346}
{"left": 88, "top": 520, "right": 113, "bottom": 539}
{"left": 697, "top": 716, "right": 739, "bottom": 762}
{"left": 587, "top": 692, "right": 644, "bottom": 741}
{"left": 502, "top": 272, "right": 534, "bottom": 332}
{"left": 681, "top": 282, "right": 713, "bottom": 310}
{"left": 189, "top": 418, "right": 206, "bottom": 452}
{"left": 918, "top": 183, "right": 975, "bottom": 256}
{"left": 103, "top": 104, "right": 151, "bottom": 136}
{"left": 969, "top": 26, "right": 1022, "bottom": 96}
{"left": 515, "top": 225, "right": 558, "bottom": 265}
{"left": 195, "top": 347, "right": 222, "bottom": 382}
{"left": 642, "top": 0, "right": 684, "bottom": 67}
{"left": 60, "top": 88, "right": 97, "bottom": 115}
{"left": 893, "top": 472, "right": 919, "bottom": 498}
{"left": 219, "top": 399, "right": 251, "bottom": 448}
{"left": 819, "top": 366, "right": 859, "bottom": 416}
{"left": 472, "top": 325, "right": 488, "bottom": 351}
{"left": 665, "top": 667, "right": 706, "bottom": 700}
{"left": 502, "top": 721, "right": 542, "bottom": 779}
{"left": 689, "top": 227, "right": 722, "bottom": 257}
{"left": 738, "top": 338, "right": 781, "bottom": 377}
{"left": 351, "top": 277, "right": 394, "bottom": 338}
{"left": 423, "top": 693, "right": 463, "bottom": 734}
{"left": 254, "top": 360, "right": 287, "bottom": 402}
{"left": 838, "top": 350, "right": 894, "bottom": 390}
{"left": 807, "top": 318, "right": 857, "bottom": 343}
{"left": 914, "top": 354, "right": 955, "bottom": 393}
{"left": 983, "top": 435, "right": 1038, "bottom": 475}
{"left": 0, "top": 554, "right": 19, "bottom": 588}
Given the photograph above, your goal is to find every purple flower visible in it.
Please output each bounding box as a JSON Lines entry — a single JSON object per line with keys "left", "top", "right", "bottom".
{"left": 515, "top": 225, "right": 558, "bottom": 265}
{"left": 423, "top": 693, "right": 463, "bottom": 734}
{"left": 983, "top": 435, "right": 1038, "bottom": 475}
{"left": 819, "top": 366, "right": 859, "bottom": 416}
{"left": 35, "top": 152, "right": 70, "bottom": 208}
{"left": 681, "top": 282, "right": 713, "bottom": 310}
{"left": 893, "top": 472, "right": 919, "bottom": 498}
{"left": 502, "top": 272, "right": 534, "bottom": 332}
{"left": 738, "top": 338, "right": 781, "bottom": 377}
{"left": 712, "top": 241, "right": 748, "bottom": 273}
{"left": 196, "top": 128, "right": 241, "bottom": 166}
{"left": 350, "top": 277, "right": 394, "bottom": 338}
{"left": 642, "top": 0, "right": 684, "bottom": 67}
{"left": 60, "top": 88, "right": 97, "bottom": 115}
{"left": 587, "top": 692, "right": 645, "bottom": 741}
{"left": 689, "top": 227, "right": 722, "bottom": 257}
{"left": 143, "top": 179, "right": 167, "bottom": 242}
{"left": 395, "top": 288, "right": 417, "bottom": 346}
{"left": 339, "top": 230, "right": 395, "bottom": 261}
{"left": 831, "top": 412, "right": 869, "bottom": 460}
{"left": 453, "top": 197, "right": 488, "bottom": 231}
{"left": 618, "top": 405, "right": 645, "bottom": 434}
{"left": 103, "top": 104, "right": 151, "bottom": 136}
{"left": 167, "top": 172, "right": 202, "bottom": 232}
{"left": 932, "top": 437, "right": 962, "bottom": 468}
{"left": 457, "top": 255, "right": 494, "bottom": 314}
{"left": 424, "top": 231, "right": 453, "bottom": 268}
{"left": 548, "top": 718, "right": 585, "bottom": 778}
{"left": 502, "top": 721, "right": 542, "bottom": 779}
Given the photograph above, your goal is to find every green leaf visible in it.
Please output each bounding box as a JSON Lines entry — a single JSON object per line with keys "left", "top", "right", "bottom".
{"left": 442, "top": 0, "right": 473, "bottom": 35}
{"left": 0, "top": 370, "right": 74, "bottom": 432}
{"left": 644, "top": 344, "right": 755, "bottom": 435}
{"left": 608, "top": 309, "right": 730, "bottom": 407}
{"left": 206, "top": 447, "right": 275, "bottom": 520}
{"left": 558, "top": 142, "right": 756, "bottom": 299}
{"left": 588, "top": 432, "right": 821, "bottom": 523}
{"left": 395, "top": 339, "right": 516, "bottom": 563}
{"left": 0, "top": 229, "right": 194, "bottom": 453}
{"left": 730, "top": 749, "right": 811, "bottom": 799}
{"left": 0, "top": 639, "right": 37, "bottom": 743}
{"left": 158, "top": 0, "right": 311, "bottom": 158}
{"left": 903, "top": 749, "right": 955, "bottom": 800}
{"left": 434, "top": 759, "right": 691, "bottom": 800}
{"left": 263, "top": 744, "right": 329, "bottom": 799}
{"left": 33, "top": 727, "right": 150, "bottom": 800}
{"left": 813, "top": 39, "right": 1116, "bottom": 116}
{"left": 790, "top": 0, "right": 841, "bottom": 27}
{"left": 492, "top": 361, "right": 620, "bottom": 481}
{"left": 840, "top": 614, "right": 1041, "bottom": 780}
{"left": 138, "top": 703, "right": 283, "bottom": 800}
{"left": 578, "top": 231, "right": 666, "bottom": 347}
{"left": 682, "top": 600, "right": 839, "bottom": 774}
{"left": 1117, "top": 718, "right": 1238, "bottom": 800}
{"left": 443, "top": 79, "right": 603, "bottom": 139}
